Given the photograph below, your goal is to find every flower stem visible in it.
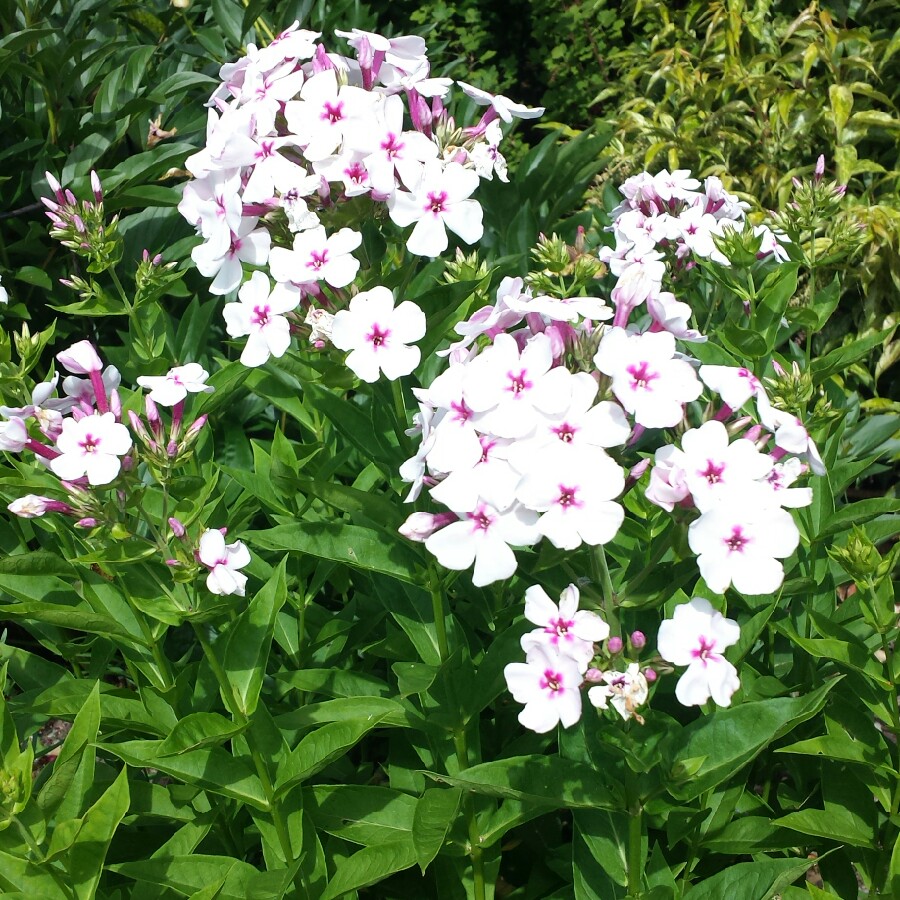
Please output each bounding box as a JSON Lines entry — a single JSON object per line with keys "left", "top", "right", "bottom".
{"left": 627, "top": 800, "right": 643, "bottom": 898}
{"left": 591, "top": 543, "right": 619, "bottom": 637}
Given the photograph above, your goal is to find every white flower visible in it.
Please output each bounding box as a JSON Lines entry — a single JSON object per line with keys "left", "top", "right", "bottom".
{"left": 137, "top": 364, "right": 214, "bottom": 407}
{"left": 594, "top": 328, "right": 702, "bottom": 429}
{"left": 587, "top": 663, "right": 649, "bottom": 722}
{"left": 424, "top": 500, "right": 539, "bottom": 587}
{"left": 50, "top": 413, "right": 132, "bottom": 485}
{"left": 520, "top": 584, "right": 608, "bottom": 671}
{"left": 198, "top": 528, "right": 251, "bottom": 596}
{"left": 688, "top": 487, "right": 800, "bottom": 594}
{"left": 699, "top": 364, "right": 764, "bottom": 410}
{"left": 0, "top": 417, "right": 29, "bottom": 452}
{"left": 657, "top": 597, "right": 741, "bottom": 706}
{"left": 330, "top": 286, "right": 426, "bottom": 383}
{"left": 470, "top": 120, "right": 508, "bottom": 182}
{"left": 457, "top": 82, "right": 545, "bottom": 122}
{"left": 503, "top": 645, "right": 583, "bottom": 733}
{"left": 57, "top": 340, "right": 103, "bottom": 374}
{"left": 268, "top": 225, "right": 361, "bottom": 289}
{"left": 223, "top": 271, "right": 301, "bottom": 368}
{"left": 192, "top": 218, "right": 271, "bottom": 295}
{"left": 388, "top": 161, "right": 484, "bottom": 257}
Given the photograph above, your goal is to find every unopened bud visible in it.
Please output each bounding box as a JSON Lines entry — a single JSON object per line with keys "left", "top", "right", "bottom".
{"left": 644, "top": 668, "right": 658, "bottom": 683}
{"left": 90, "top": 169, "right": 103, "bottom": 203}
{"left": 815, "top": 154, "right": 825, "bottom": 180}
{"left": 168, "top": 517, "right": 186, "bottom": 538}
{"left": 398, "top": 511, "right": 457, "bottom": 542}
{"left": 75, "top": 517, "right": 98, "bottom": 528}
{"left": 607, "top": 636, "right": 623, "bottom": 654}
{"left": 630, "top": 630, "right": 646, "bottom": 650}
{"left": 583, "top": 667, "right": 604, "bottom": 683}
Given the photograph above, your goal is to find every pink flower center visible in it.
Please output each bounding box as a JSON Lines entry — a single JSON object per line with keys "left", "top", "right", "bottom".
{"left": 540, "top": 669, "right": 564, "bottom": 693}
{"left": 367, "top": 323, "right": 389, "bottom": 349}
{"left": 556, "top": 485, "right": 581, "bottom": 509}
{"left": 699, "top": 459, "right": 726, "bottom": 484}
{"left": 256, "top": 140, "right": 276, "bottom": 160}
{"left": 229, "top": 234, "right": 243, "bottom": 256}
{"left": 627, "top": 361, "right": 658, "bottom": 391}
{"left": 469, "top": 507, "right": 494, "bottom": 532}
{"left": 450, "top": 399, "right": 472, "bottom": 424}
{"left": 546, "top": 616, "right": 575, "bottom": 640}
{"left": 478, "top": 437, "right": 496, "bottom": 464}
{"left": 345, "top": 162, "right": 367, "bottom": 184}
{"left": 553, "top": 422, "right": 577, "bottom": 443}
{"left": 251, "top": 304, "right": 272, "bottom": 327}
{"left": 505, "top": 368, "right": 532, "bottom": 396}
{"left": 691, "top": 635, "right": 717, "bottom": 662}
{"left": 381, "top": 133, "right": 404, "bottom": 159}
{"left": 724, "top": 526, "right": 750, "bottom": 553}
{"left": 322, "top": 101, "right": 345, "bottom": 124}
{"left": 426, "top": 191, "right": 448, "bottom": 215}
{"left": 307, "top": 248, "right": 329, "bottom": 271}
{"left": 79, "top": 433, "right": 99, "bottom": 454}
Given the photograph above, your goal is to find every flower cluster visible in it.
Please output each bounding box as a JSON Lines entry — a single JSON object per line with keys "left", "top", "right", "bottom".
{"left": 178, "top": 23, "right": 541, "bottom": 372}
{"left": 601, "top": 169, "right": 788, "bottom": 331}
{"left": 0, "top": 340, "right": 249, "bottom": 597}
{"left": 503, "top": 587, "right": 740, "bottom": 734}
{"left": 398, "top": 170, "right": 822, "bottom": 596}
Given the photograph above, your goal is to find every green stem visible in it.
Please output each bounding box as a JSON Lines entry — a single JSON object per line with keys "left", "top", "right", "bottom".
{"left": 591, "top": 544, "right": 619, "bottom": 637}
{"left": 191, "top": 622, "right": 297, "bottom": 874}
{"left": 429, "top": 575, "right": 486, "bottom": 900}
{"left": 626, "top": 800, "right": 643, "bottom": 898}
{"left": 115, "top": 574, "right": 175, "bottom": 691}
{"left": 618, "top": 529, "right": 673, "bottom": 604}
{"left": 880, "top": 631, "right": 900, "bottom": 819}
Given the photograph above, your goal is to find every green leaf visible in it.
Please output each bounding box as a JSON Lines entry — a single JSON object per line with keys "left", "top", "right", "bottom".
{"left": 66, "top": 767, "right": 130, "bottom": 900}
{"left": 304, "top": 784, "right": 418, "bottom": 846}
{"left": 811, "top": 328, "right": 895, "bottom": 383}
{"left": 38, "top": 682, "right": 100, "bottom": 822}
{"left": 99, "top": 740, "right": 267, "bottom": 810}
{"left": 668, "top": 680, "right": 839, "bottom": 800}
{"left": 157, "top": 712, "right": 247, "bottom": 756}
{"left": 684, "top": 856, "right": 815, "bottom": 899}
{"left": 412, "top": 788, "right": 462, "bottom": 871}
{"left": 14, "top": 266, "right": 53, "bottom": 290}
{"left": 221, "top": 558, "right": 288, "bottom": 717}
{"left": 320, "top": 839, "right": 418, "bottom": 900}
{"left": 249, "top": 522, "right": 424, "bottom": 584}
{"left": 816, "top": 498, "right": 900, "bottom": 540}
{"left": 828, "top": 84, "right": 853, "bottom": 139}
{"left": 274, "top": 717, "right": 388, "bottom": 798}
{"left": 424, "top": 755, "right": 623, "bottom": 809}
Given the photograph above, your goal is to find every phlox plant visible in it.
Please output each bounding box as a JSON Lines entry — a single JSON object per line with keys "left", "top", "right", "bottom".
{"left": 0, "top": 20, "right": 898, "bottom": 900}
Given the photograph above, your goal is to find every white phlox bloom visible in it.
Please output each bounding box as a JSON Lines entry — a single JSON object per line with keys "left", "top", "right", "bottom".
{"left": 398, "top": 403, "right": 437, "bottom": 501}
{"left": 657, "top": 597, "right": 741, "bottom": 706}
{"left": 268, "top": 225, "right": 362, "bottom": 288}
{"left": 756, "top": 395, "right": 826, "bottom": 476}
{"left": 429, "top": 432, "right": 520, "bottom": 512}
{"left": 198, "top": 528, "right": 252, "bottom": 596}
{"left": 520, "top": 584, "right": 609, "bottom": 672}
{"left": 676, "top": 203, "right": 724, "bottom": 261}
{"left": 388, "top": 160, "right": 484, "bottom": 256}
{"left": 506, "top": 291, "right": 613, "bottom": 324}
{"left": 763, "top": 458, "right": 813, "bottom": 508}
{"left": 503, "top": 645, "right": 583, "bottom": 733}
{"left": 645, "top": 444, "right": 691, "bottom": 512}
{"left": 51, "top": 413, "right": 132, "bottom": 485}
{"left": 0, "top": 417, "right": 29, "bottom": 452}
{"left": 178, "top": 171, "right": 243, "bottom": 258}
{"left": 688, "top": 485, "right": 800, "bottom": 594}
{"left": 516, "top": 447, "right": 625, "bottom": 550}
{"left": 63, "top": 366, "right": 120, "bottom": 409}
{"left": 222, "top": 271, "right": 301, "bottom": 367}
{"left": 424, "top": 500, "right": 539, "bottom": 586}
{"left": 438, "top": 276, "right": 526, "bottom": 357}
{"left": 646, "top": 292, "right": 706, "bottom": 342}
{"left": 330, "top": 286, "right": 426, "bottom": 382}
{"left": 594, "top": 328, "right": 702, "bottom": 429}
{"left": 470, "top": 120, "right": 508, "bottom": 182}
{"left": 192, "top": 217, "right": 271, "bottom": 295}
{"left": 699, "top": 364, "right": 765, "bottom": 411}
{"left": 587, "top": 662, "right": 649, "bottom": 722}
{"left": 462, "top": 332, "right": 571, "bottom": 438}
{"left": 137, "top": 364, "right": 214, "bottom": 407}
{"left": 675, "top": 420, "right": 773, "bottom": 512}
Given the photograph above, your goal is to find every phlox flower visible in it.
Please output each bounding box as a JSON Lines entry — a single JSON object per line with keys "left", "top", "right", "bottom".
{"left": 0, "top": 417, "right": 29, "bottom": 452}
{"left": 268, "top": 225, "right": 362, "bottom": 289}
{"left": 657, "top": 597, "right": 741, "bottom": 707}
{"left": 424, "top": 500, "right": 539, "bottom": 587}
{"left": 137, "top": 364, "right": 214, "bottom": 407}
{"left": 50, "top": 412, "right": 132, "bottom": 486}
{"left": 594, "top": 328, "right": 702, "bottom": 429}
{"left": 699, "top": 364, "right": 765, "bottom": 411}
{"left": 192, "top": 218, "right": 271, "bottom": 295}
{"left": 429, "top": 432, "right": 520, "bottom": 512}
{"left": 8, "top": 495, "right": 71, "bottom": 518}
{"left": 520, "top": 584, "right": 609, "bottom": 672}
{"left": 388, "top": 161, "right": 483, "bottom": 257}
{"left": 688, "top": 486, "right": 800, "bottom": 594}
{"left": 330, "top": 286, "right": 426, "bottom": 383}
{"left": 470, "top": 120, "right": 508, "bottom": 182}
{"left": 587, "top": 663, "right": 649, "bottom": 722}
{"left": 222, "top": 271, "right": 301, "bottom": 367}
{"left": 457, "top": 82, "right": 545, "bottom": 123}
{"left": 503, "top": 645, "right": 583, "bottom": 733}
{"left": 198, "top": 528, "right": 251, "bottom": 596}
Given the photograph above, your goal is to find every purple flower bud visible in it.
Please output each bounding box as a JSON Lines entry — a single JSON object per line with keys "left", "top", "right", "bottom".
{"left": 64, "top": 189, "right": 77, "bottom": 206}
{"left": 167, "top": 439, "right": 178, "bottom": 457}
{"left": 771, "top": 359, "right": 786, "bottom": 376}
{"left": 607, "top": 636, "right": 623, "bottom": 654}
{"left": 142, "top": 248, "right": 150, "bottom": 262}
{"left": 583, "top": 667, "right": 604, "bottom": 683}
{"left": 815, "top": 154, "right": 825, "bottom": 180}
{"left": 398, "top": 511, "right": 458, "bottom": 542}
{"left": 127, "top": 410, "right": 151, "bottom": 443}
{"left": 73, "top": 215, "right": 86, "bottom": 233}
{"left": 109, "top": 388, "right": 122, "bottom": 419}
{"left": 41, "top": 197, "right": 60, "bottom": 212}
{"left": 152, "top": 253, "right": 163, "bottom": 266}
{"left": 57, "top": 339, "right": 103, "bottom": 375}
{"left": 121, "top": 454, "right": 134, "bottom": 471}
{"left": 45, "top": 171, "right": 64, "bottom": 202}
{"left": 182, "top": 414, "right": 208, "bottom": 444}
{"left": 75, "top": 517, "right": 99, "bottom": 528}
{"left": 165, "top": 558, "right": 180, "bottom": 567}
{"left": 145, "top": 394, "right": 162, "bottom": 436}
{"left": 792, "top": 176, "right": 803, "bottom": 189}
{"left": 630, "top": 630, "right": 646, "bottom": 650}
{"left": 168, "top": 517, "right": 186, "bottom": 538}
{"left": 644, "top": 668, "right": 658, "bottom": 683}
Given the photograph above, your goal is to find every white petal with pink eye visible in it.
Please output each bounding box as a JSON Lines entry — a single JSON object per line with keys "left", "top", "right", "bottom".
{"left": 198, "top": 528, "right": 251, "bottom": 596}
{"left": 503, "top": 645, "right": 583, "bottom": 734}
{"left": 657, "top": 597, "right": 741, "bottom": 706}
{"left": 331, "top": 287, "right": 425, "bottom": 383}
{"left": 699, "top": 364, "right": 764, "bottom": 409}
{"left": 137, "top": 363, "right": 214, "bottom": 407}
{"left": 51, "top": 412, "right": 132, "bottom": 486}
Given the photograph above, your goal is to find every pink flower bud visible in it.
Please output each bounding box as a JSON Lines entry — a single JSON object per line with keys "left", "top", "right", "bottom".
{"left": 630, "top": 630, "right": 646, "bottom": 650}
{"left": 168, "top": 517, "right": 186, "bottom": 538}
{"left": 398, "top": 511, "right": 457, "bottom": 542}
{"left": 75, "top": 517, "right": 98, "bottom": 528}
{"left": 109, "top": 389, "right": 122, "bottom": 419}
{"left": 45, "top": 171, "right": 65, "bottom": 203}
{"left": 57, "top": 340, "right": 103, "bottom": 375}
{"left": 607, "top": 636, "right": 623, "bottom": 654}
{"left": 644, "top": 668, "right": 658, "bottom": 683}
{"left": 90, "top": 170, "right": 103, "bottom": 203}
{"left": 583, "top": 667, "right": 604, "bottom": 683}
{"left": 815, "top": 154, "right": 825, "bottom": 180}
